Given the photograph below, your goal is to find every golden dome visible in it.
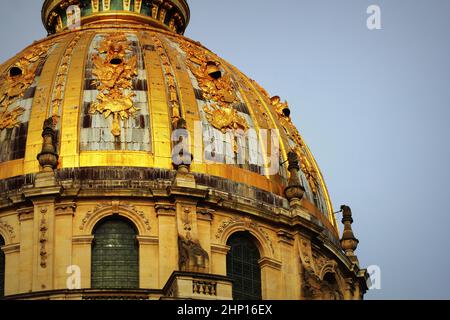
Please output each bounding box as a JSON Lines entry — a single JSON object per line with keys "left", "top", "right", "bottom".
{"left": 0, "top": 0, "right": 369, "bottom": 301}
{"left": 0, "top": 0, "right": 337, "bottom": 234}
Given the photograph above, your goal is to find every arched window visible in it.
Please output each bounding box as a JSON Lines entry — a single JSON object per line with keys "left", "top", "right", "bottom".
{"left": 226, "top": 232, "right": 262, "bottom": 300}
{"left": 91, "top": 217, "right": 139, "bottom": 289}
{"left": 322, "top": 273, "right": 343, "bottom": 300}
{"left": 0, "top": 235, "right": 5, "bottom": 297}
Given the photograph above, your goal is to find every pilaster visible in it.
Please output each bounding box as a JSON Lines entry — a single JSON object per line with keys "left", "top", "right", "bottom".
{"left": 155, "top": 203, "right": 177, "bottom": 287}
{"left": 277, "top": 230, "right": 300, "bottom": 299}
{"left": 54, "top": 201, "right": 76, "bottom": 289}
{"left": 2, "top": 243, "right": 20, "bottom": 295}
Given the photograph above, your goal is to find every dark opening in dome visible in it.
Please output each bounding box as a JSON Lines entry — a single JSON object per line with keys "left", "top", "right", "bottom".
{"left": 110, "top": 58, "right": 123, "bottom": 65}
{"left": 206, "top": 61, "right": 222, "bottom": 79}
{"left": 9, "top": 66, "right": 23, "bottom": 77}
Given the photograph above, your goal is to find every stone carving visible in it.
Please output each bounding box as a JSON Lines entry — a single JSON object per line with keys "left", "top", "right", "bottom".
{"left": 90, "top": 33, "right": 139, "bottom": 137}
{"left": 0, "top": 220, "right": 16, "bottom": 240}
{"left": 39, "top": 207, "right": 48, "bottom": 268}
{"left": 215, "top": 217, "right": 275, "bottom": 255}
{"left": 55, "top": 202, "right": 77, "bottom": 216}
{"left": 178, "top": 40, "right": 248, "bottom": 133}
{"left": 248, "top": 222, "right": 275, "bottom": 255}
{"left": 182, "top": 206, "right": 193, "bottom": 238}
{"left": 321, "top": 277, "right": 344, "bottom": 300}
{"left": 0, "top": 42, "right": 52, "bottom": 130}
{"left": 299, "top": 243, "right": 344, "bottom": 300}
{"left": 298, "top": 239, "right": 314, "bottom": 273}
{"left": 79, "top": 202, "right": 151, "bottom": 231}
{"left": 178, "top": 235, "right": 209, "bottom": 273}
{"left": 215, "top": 216, "right": 241, "bottom": 240}
{"left": 301, "top": 267, "right": 342, "bottom": 300}
{"left": 79, "top": 203, "right": 110, "bottom": 230}
{"left": 302, "top": 268, "right": 321, "bottom": 299}
{"left": 121, "top": 202, "right": 151, "bottom": 231}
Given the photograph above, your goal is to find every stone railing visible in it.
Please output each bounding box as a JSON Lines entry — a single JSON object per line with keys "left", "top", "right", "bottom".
{"left": 163, "top": 272, "right": 233, "bottom": 300}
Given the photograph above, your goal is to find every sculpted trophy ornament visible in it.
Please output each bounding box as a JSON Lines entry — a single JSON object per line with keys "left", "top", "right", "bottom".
{"left": 90, "top": 33, "right": 139, "bottom": 137}
{"left": 0, "top": 43, "right": 52, "bottom": 130}
{"left": 178, "top": 40, "right": 248, "bottom": 133}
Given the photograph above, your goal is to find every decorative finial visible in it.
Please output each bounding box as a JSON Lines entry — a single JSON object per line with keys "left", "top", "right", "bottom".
{"left": 172, "top": 118, "right": 192, "bottom": 174}
{"left": 284, "top": 152, "right": 305, "bottom": 207}
{"left": 340, "top": 205, "right": 360, "bottom": 264}
{"left": 171, "top": 117, "right": 197, "bottom": 189}
{"left": 37, "top": 117, "right": 59, "bottom": 172}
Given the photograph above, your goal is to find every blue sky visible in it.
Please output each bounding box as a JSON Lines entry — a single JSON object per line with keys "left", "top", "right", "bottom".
{"left": 1, "top": 0, "right": 449, "bottom": 299}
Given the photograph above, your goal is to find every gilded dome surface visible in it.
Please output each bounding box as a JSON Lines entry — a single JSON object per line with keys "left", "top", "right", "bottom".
{"left": 1, "top": 0, "right": 336, "bottom": 233}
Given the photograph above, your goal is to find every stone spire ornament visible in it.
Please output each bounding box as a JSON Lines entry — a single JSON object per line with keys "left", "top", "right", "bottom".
{"left": 340, "top": 205, "right": 360, "bottom": 265}
{"left": 37, "top": 117, "right": 59, "bottom": 172}
{"left": 172, "top": 118, "right": 196, "bottom": 188}
{"left": 32, "top": 117, "right": 61, "bottom": 189}
{"left": 284, "top": 151, "right": 305, "bottom": 208}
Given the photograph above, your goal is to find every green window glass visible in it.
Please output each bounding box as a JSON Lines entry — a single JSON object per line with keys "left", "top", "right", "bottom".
{"left": 0, "top": 235, "right": 4, "bottom": 297}
{"left": 91, "top": 217, "right": 139, "bottom": 289}
{"left": 226, "top": 232, "right": 262, "bottom": 300}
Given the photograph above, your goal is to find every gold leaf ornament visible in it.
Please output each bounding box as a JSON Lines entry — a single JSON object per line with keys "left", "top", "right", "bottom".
{"left": 179, "top": 40, "right": 248, "bottom": 133}
{"left": 0, "top": 42, "right": 51, "bottom": 130}
{"left": 90, "top": 33, "right": 139, "bottom": 137}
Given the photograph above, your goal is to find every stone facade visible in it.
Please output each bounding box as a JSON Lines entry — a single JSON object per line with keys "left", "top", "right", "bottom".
{"left": 0, "top": 166, "right": 367, "bottom": 300}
